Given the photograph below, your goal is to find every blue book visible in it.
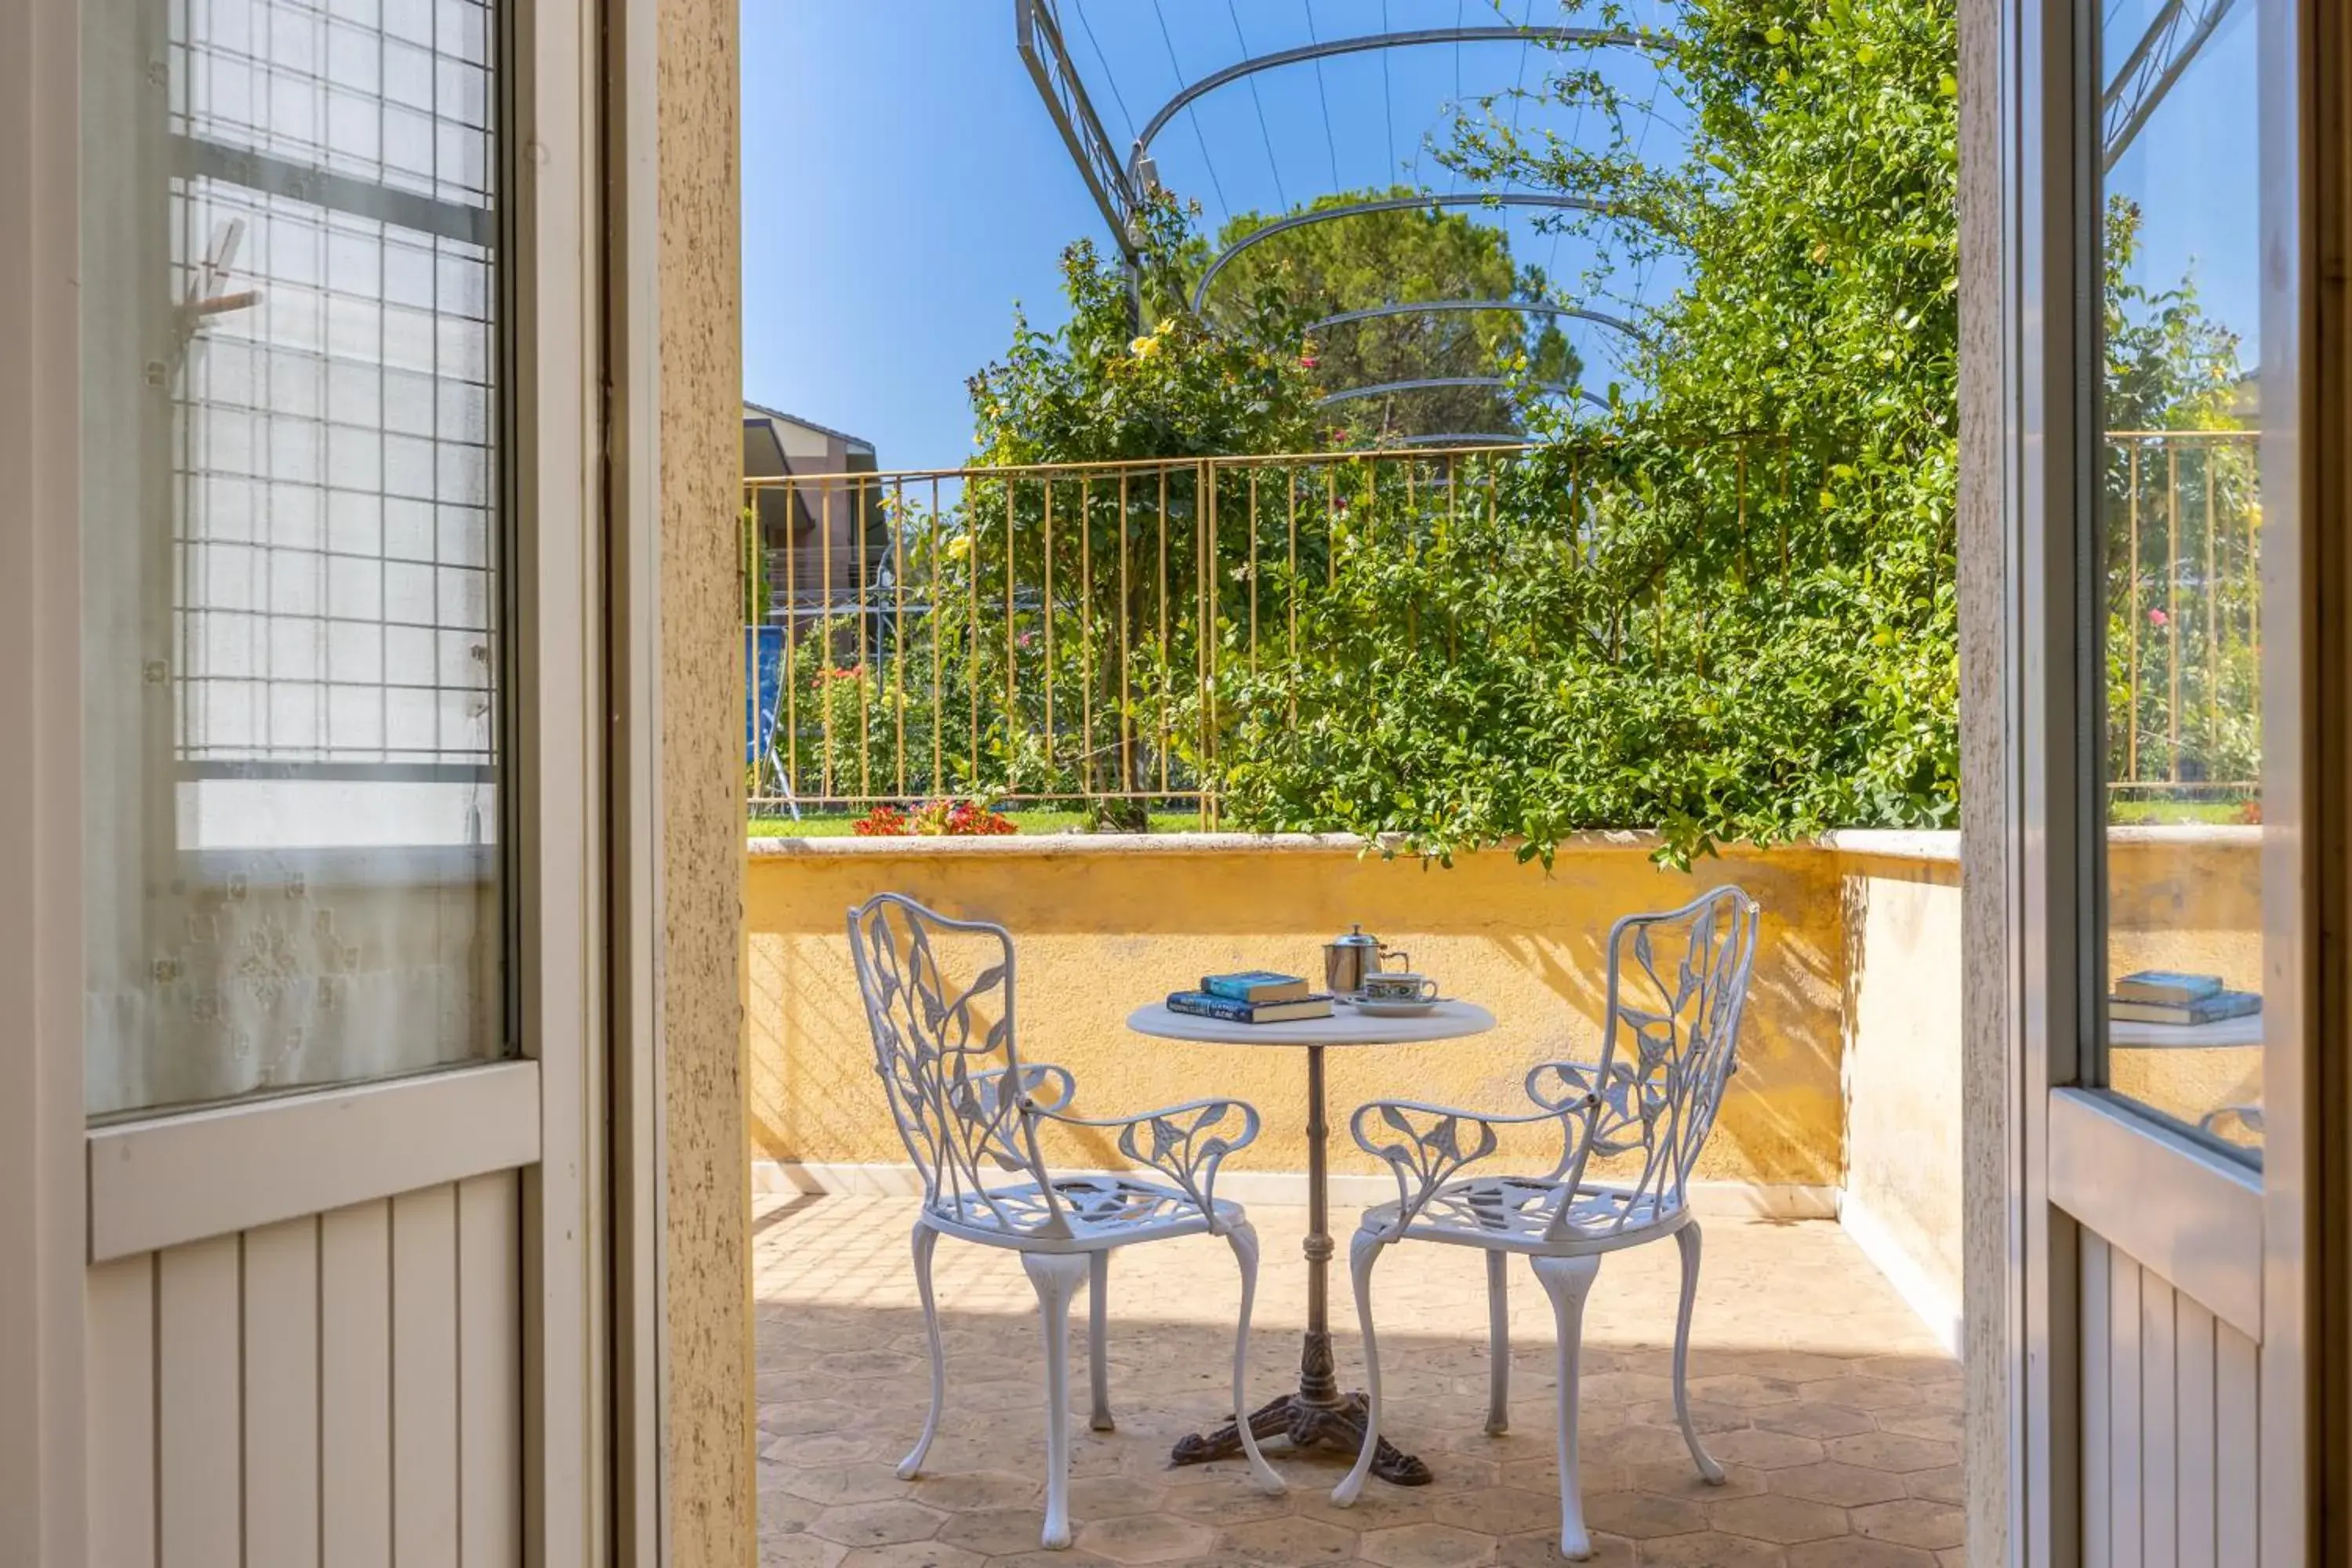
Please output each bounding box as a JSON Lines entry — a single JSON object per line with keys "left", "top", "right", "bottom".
{"left": 1166, "top": 989, "right": 1334, "bottom": 1024}
{"left": 2109, "top": 989, "right": 2262, "bottom": 1026}
{"left": 2113, "top": 970, "right": 2226, "bottom": 1006}
{"left": 1200, "top": 970, "right": 1311, "bottom": 1004}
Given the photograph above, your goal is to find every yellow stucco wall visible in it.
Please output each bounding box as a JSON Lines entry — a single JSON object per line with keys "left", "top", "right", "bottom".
{"left": 2103, "top": 828, "right": 2266, "bottom": 1140}
{"left": 659, "top": 0, "right": 750, "bottom": 1559}
{"left": 748, "top": 835, "right": 1846, "bottom": 1192}
{"left": 1841, "top": 852, "right": 1966, "bottom": 1319}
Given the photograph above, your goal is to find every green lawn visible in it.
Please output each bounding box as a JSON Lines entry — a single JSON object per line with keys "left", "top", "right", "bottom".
{"left": 748, "top": 808, "right": 1206, "bottom": 838}
{"left": 2106, "top": 799, "right": 2259, "bottom": 826}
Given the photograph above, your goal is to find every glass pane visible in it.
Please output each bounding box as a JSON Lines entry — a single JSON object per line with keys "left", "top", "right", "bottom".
{"left": 2095, "top": 0, "right": 2270, "bottom": 1160}
{"left": 81, "top": 0, "right": 506, "bottom": 1119}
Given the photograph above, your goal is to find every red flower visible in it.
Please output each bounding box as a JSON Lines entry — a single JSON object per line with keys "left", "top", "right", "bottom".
{"left": 852, "top": 804, "right": 909, "bottom": 837}
{"left": 2147, "top": 608, "right": 2169, "bottom": 628}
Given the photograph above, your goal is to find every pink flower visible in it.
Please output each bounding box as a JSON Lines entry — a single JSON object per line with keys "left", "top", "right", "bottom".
{"left": 2148, "top": 608, "right": 2169, "bottom": 628}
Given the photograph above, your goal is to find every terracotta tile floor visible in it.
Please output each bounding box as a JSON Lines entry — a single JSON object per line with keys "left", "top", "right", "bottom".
{"left": 756, "top": 1196, "right": 1962, "bottom": 1568}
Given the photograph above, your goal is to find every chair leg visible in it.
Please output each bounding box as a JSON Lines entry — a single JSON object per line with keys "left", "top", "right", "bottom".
{"left": 1485, "top": 1249, "right": 1511, "bottom": 1436}
{"left": 1224, "top": 1221, "right": 1286, "bottom": 1495}
{"left": 1331, "top": 1231, "right": 1388, "bottom": 1507}
{"left": 1022, "top": 1250, "right": 1091, "bottom": 1551}
{"left": 1673, "top": 1221, "right": 1726, "bottom": 1484}
{"left": 1087, "top": 1249, "right": 1115, "bottom": 1432}
{"left": 1530, "top": 1254, "right": 1602, "bottom": 1562}
{"left": 896, "top": 1221, "right": 945, "bottom": 1479}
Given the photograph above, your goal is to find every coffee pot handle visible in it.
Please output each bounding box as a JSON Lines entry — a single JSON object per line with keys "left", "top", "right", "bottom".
{"left": 1380, "top": 946, "right": 1410, "bottom": 972}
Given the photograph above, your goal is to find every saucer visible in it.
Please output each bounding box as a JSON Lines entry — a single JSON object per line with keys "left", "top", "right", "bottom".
{"left": 1342, "top": 995, "right": 1447, "bottom": 1017}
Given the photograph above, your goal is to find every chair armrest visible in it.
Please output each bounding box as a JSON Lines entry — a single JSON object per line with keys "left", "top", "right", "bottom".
{"left": 1527, "top": 1056, "right": 1671, "bottom": 1160}
{"left": 973, "top": 1062, "right": 1076, "bottom": 1116}
{"left": 1350, "top": 1098, "right": 1556, "bottom": 1235}
{"left": 960, "top": 1063, "right": 1079, "bottom": 1173}
{"left": 1041, "top": 1097, "right": 1262, "bottom": 1226}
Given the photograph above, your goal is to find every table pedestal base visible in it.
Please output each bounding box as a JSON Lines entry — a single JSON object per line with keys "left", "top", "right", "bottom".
{"left": 1170, "top": 1391, "right": 1432, "bottom": 1486}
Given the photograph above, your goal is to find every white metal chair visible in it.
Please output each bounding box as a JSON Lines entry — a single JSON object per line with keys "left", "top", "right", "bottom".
{"left": 846, "top": 892, "right": 1284, "bottom": 1550}
{"left": 1334, "top": 885, "right": 1762, "bottom": 1560}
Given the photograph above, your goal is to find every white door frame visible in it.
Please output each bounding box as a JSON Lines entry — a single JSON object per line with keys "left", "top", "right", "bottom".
{"left": 0, "top": 0, "right": 96, "bottom": 1557}
{"left": 0, "top": 0, "right": 668, "bottom": 1559}
{"left": 1994, "top": 0, "right": 2322, "bottom": 1562}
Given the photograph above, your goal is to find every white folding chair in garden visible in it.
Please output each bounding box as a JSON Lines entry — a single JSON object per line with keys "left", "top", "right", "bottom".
{"left": 1334, "top": 885, "right": 1762, "bottom": 1560}
{"left": 845, "top": 892, "right": 1284, "bottom": 1550}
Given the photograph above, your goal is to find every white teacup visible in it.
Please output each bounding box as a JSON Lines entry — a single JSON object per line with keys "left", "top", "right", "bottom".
{"left": 1360, "top": 971, "right": 1439, "bottom": 1004}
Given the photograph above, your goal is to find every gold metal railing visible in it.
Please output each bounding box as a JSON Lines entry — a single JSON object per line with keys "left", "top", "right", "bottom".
{"left": 2102, "top": 430, "right": 2260, "bottom": 804}
{"left": 742, "top": 430, "right": 2262, "bottom": 826}
{"left": 740, "top": 441, "right": 1794, "bottom": 823}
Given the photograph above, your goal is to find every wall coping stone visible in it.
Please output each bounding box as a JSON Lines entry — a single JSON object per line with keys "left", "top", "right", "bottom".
{"left": 1817, "top": 829, "right": 1964, "bottom": 864}
{"left": 749, "top": 826, "right": 1944, "bottom": 861}
{"left": 749, "top": 823, "right": 2245, "bottom": 864}
{"left": 747, "top": 829, "right": 1653, "bottom": 858}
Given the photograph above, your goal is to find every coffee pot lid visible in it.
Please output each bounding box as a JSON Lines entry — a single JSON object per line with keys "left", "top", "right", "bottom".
{"left": 1331, "top": 923, "right": 1379, "bottom": 948}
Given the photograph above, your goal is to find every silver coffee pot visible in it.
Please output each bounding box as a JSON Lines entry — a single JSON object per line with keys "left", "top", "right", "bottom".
{"left": 1324, "top": 924, "right": 1406, "bottom": 997}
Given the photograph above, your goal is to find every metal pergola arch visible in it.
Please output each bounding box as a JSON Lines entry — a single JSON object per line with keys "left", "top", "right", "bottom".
{"left": 1014, "top": 0, "right": 1650, "bottom": 434}
{"left": 1129, "top": 24, "right": 1647, "bottom": 169}
{"left": 1315, "top": 376, "right": 1608, "bottom": 416}
{"left": 1307, "top": 298, "right": 1645, "bottom": 341}
{"left": 1387, "top": 432, "right": 1526, "bottom": 448}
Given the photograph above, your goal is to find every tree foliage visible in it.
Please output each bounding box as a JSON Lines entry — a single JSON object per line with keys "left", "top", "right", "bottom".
{"left": 1216, "top": 0, "right": 1967, "bottom": 862}
{"left": 1203, "top": 189, "right": 1580, "bottom": 443}
{"left": 895, "top": 2, "right": 2245, "bottom": 861}
{"left": 967, "top": 195, "right": 1321, "bottom": 467}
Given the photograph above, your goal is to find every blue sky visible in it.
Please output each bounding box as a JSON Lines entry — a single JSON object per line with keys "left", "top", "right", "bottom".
{"left": 2101, "top": 0, "right": 2264, "bottom": 382}
{"left": 741, "top": 2, "right": 2264, "bottom": 469}
{"left": 741, "top": 2, "right": 1679, "bottom": 469}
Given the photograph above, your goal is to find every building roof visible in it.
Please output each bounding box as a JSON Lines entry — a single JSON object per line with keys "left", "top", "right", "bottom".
{"left": 742, "top": 399, "right": 874, "bottom": 453}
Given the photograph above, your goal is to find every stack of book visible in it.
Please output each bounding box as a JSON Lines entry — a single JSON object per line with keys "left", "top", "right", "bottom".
{"left": 2109, "top": 970, "right": 2262, "bottom": 1025}
{"left": 1165, "top": 971, "right": 1335, "bottom": 1024}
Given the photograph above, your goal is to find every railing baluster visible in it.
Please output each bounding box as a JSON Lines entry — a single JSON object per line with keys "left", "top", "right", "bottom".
{"left": 2204, "top": 448, "right": 2219, "bottom": 773}
{"left": 1043, "top": 477, "right": 1056, "bottom": 789}
{"left": 857, "top": 477, "right": 871, "bottom": 801}
{"left": 931, "top": 476, "right": 943, "bottom": 795}
{"left": 1119, "top": 470, "right": 1133, "bottom": 798}
{"left": 1287, "top": 464, "right": 1299, "bottom": 731}
{"left": 1326, "top": 463, "right": 1338, "bottom": 589}
{"left": 1004, "top": 476, "right": 1018, "bottom": 778}
{"left": 893, "top": 477, "right": 906, "bottom": 799}
{"left": 1080, "top": 474, "right": 1093, "bottom": 803}
{"left": 1247, "top": 466, "right": 1258, "bottom": 681}
{"left": 968, "top": 480, "right": 981, "bottom": 789}
{"left": 1197, "top": 463, "right": 1210, "bottom": 827}
{"left": 784, "top": 479, "right": 798, "bottom": 804}
{"left": 1158, "top": 466, "right": 1170, "bottom": 797}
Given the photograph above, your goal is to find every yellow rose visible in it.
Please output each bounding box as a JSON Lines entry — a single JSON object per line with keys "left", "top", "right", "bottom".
{"left": 1130, "top": 335, "right": 1157, "bottom": 358}
{"left": 947, "top": 535, "right": 971, "bottom": 561}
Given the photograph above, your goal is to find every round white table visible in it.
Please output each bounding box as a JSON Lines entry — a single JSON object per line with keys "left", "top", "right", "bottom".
{"left": 1126, "top": 999, "right": 1497, "bottom": 1485}
{"left": 2109, "top": 1014, "right": 2263, "bottom": 1050}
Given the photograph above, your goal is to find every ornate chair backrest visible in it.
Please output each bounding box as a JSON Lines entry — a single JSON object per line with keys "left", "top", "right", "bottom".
{"left": 845, "top": 893, "right": 1076, "bottom": 1239}
{"left": 1534, "top": 885, "right": 1761, "bottom": 1242}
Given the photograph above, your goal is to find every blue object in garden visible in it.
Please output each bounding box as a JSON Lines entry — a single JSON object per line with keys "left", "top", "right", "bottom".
{"left": 746, "top": 624, "right": 786, "bottom": 766}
